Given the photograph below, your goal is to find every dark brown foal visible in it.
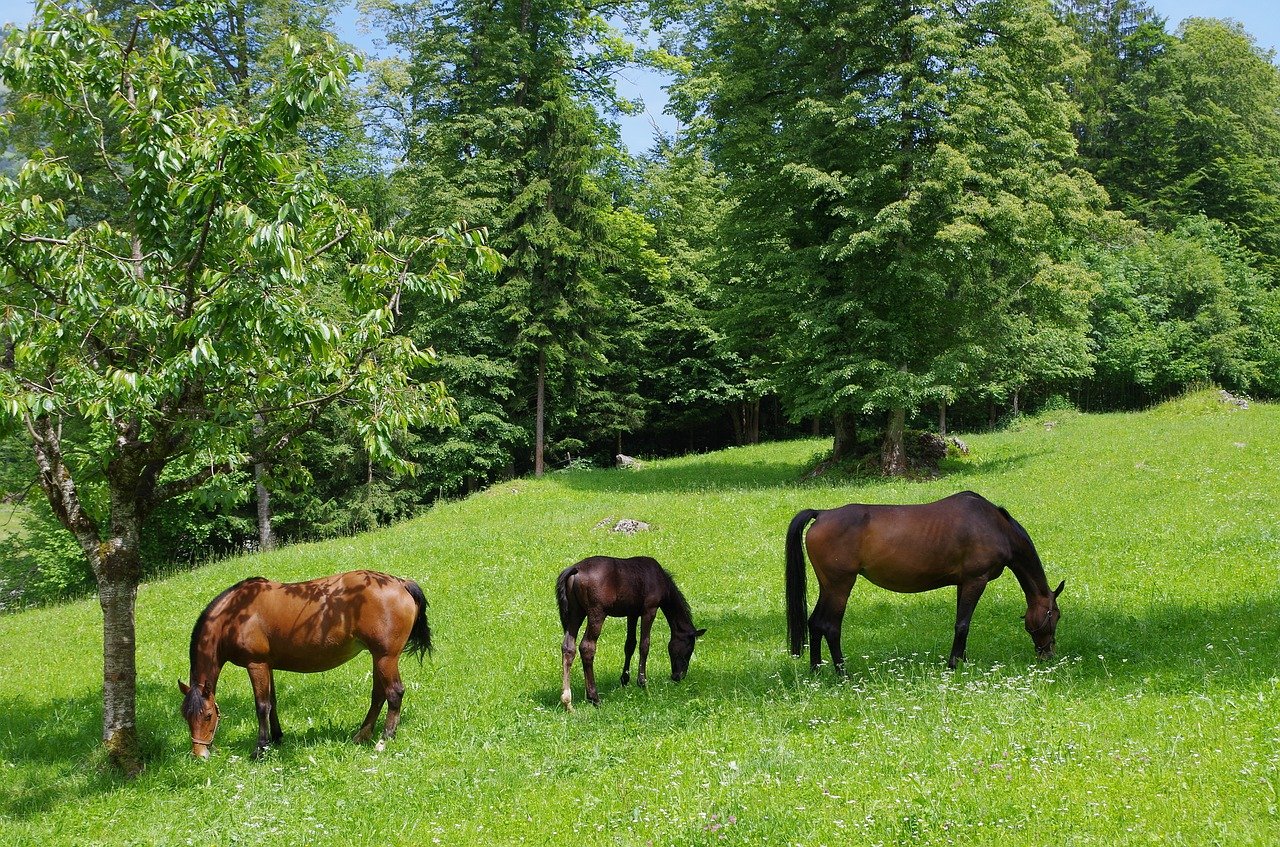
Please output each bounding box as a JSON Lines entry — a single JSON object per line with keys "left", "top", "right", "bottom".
{"left": 556, "top": 556, "right": 705, "bottom": 710}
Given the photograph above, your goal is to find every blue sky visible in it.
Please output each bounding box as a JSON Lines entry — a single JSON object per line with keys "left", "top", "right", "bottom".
{"left": 1, "top": 0, "right": 1276, "bottom": 153}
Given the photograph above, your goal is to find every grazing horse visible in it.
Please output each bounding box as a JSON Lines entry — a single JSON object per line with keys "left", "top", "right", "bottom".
{"left": 556, "top": 556, "right": 706, "bottom": 710}
{"left": 786, "top": 491, "right": 1063, "bottom": 671}
{"left": 179, "top": 570, "right": 432, "bottom": 759}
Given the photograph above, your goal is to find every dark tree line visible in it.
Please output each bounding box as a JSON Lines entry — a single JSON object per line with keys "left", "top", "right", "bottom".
{"left": 4, "top": 0, "right": 1280, "bottom": 599}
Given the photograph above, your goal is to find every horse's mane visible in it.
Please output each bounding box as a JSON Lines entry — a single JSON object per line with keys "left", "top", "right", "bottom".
{"left": 995, "top": 506, "right": 1049, "bottom": 594}
{"left": 187, "top": 577, "right": 267, "bottom": 679}
{"left": 656, "top": 564, "right": 695, "bottom": 631}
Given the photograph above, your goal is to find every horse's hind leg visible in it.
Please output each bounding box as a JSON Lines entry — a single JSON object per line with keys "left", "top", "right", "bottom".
{"left": 580, "top": 612, "right": 605, "bottom": 706}
{"left": 948, "top": 578, "right": 989, "bottom": 670}
{"left": 809, "top": 580, "right": 853, "bottom": 674}
{"left": 561, "top": 612, "right": 585, "bottom": 711}
{"left": 371, "top": 654, "right": 406, "bottom": 751}
{"left": 620, "top": 615, "right": 638, "bottom": 686}
{"left": 247, "top": 663, "right": 275, "bottom": 758}
{"left": 354, "top": 655, "right": 390, "bottom": 746}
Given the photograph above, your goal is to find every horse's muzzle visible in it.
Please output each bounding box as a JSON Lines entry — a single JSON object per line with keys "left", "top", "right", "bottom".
{"left": 191, "top": 743, "right": 211, "bottom": 760}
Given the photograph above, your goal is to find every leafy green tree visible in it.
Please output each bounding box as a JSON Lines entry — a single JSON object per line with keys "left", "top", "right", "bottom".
{"left": 627, "top": 139, "right": 766, "bottom": 447}
{"left": 1055, "top": 0, "right": 1169, "bottom": 174}
{"left": 674, "top": 0, "right": 1103, "bottom": 473}
{"left": 1084, "top": 216, "right": 1272, "bottom": 397}
{"left": 1100, "top": 17, "right": 1280, "bottom": 270}
{"left": 0, "top": 1, "right": 494, "bottom": 772}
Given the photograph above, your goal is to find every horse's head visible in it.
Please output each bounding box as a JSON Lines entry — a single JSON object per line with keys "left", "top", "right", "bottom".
{"left": 178, "top": 680, "right": 220, "bottom": 759}
{"left": 668, "top": 627, "right": 707, "bottom": 681}
{"left": 1025, "top": 580, "right": 1064, "bottom": 659}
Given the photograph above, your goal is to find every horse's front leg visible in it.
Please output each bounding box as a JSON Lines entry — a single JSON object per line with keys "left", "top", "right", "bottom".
{"left": 949, "top": 578, "right": 989, "bottom": 670}
{"left": 246, "top": 663, "right": 275, "bottom": 758}
{"left": 268, "top": 670, "right": 282, "bottom": 745}
{"left": 580, "top": 612, "right": 605, "bottom": 706}
{"left": 620, "top": 615, "right": 638, "bottom": 686}
{"left": 636, "top": 609, "right": 657, "bottom": 688}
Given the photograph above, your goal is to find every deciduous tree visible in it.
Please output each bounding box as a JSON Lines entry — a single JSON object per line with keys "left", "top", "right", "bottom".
{"left": 0, "top": 0, "right": 494, "bottom": 773}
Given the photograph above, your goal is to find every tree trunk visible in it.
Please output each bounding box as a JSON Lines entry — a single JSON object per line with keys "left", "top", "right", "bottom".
{"left": 832, "top": 412, "right": 858, "bottom": 461}
{"left": 535, "top": 347, "right": 546, "bottom": 477}
{"left": 728, "top": 405, "right": 744, "bottom": 445}
{"left": 881, "top": 407, "right": 908, "bottom": 476}
{"left": 29, "top": 418, "right": 146, "bottom": 775}
{"left": 939, "top": 401, "right": 948, "bottom": 436}
{"left": 1012, "top": 388, "right": 1021, "bottom": 417}
{"left": 98, "top": 565, "right": 142, "bottom": 775}
{"left": 252, "top": 414, "right": 275, "bottom": 551}
{"left": 745, "top": 399, "right": 760, "bottom": 444}
{"left": 728, "top": 399, "right": 761, "bottom": 446}
{"left": 254, "top": 463, "right": 275, "bottom": 552}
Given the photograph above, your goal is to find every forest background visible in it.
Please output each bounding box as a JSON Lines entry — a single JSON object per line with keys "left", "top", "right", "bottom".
{"left": 2, "top": 0, "right": 1279, "bottom": 607}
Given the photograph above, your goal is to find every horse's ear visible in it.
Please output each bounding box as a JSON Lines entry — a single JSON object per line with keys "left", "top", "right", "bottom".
{"left": 178, "top": 680, "right": 190, "bottom": 696}
{"left": 1053, "top": 580, "right": 1065, "bottom": 598}
{"left": 694, "top": 628, "right": 707, "bottom": 638}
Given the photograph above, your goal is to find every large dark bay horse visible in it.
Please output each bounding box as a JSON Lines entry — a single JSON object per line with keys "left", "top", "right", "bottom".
{"left": 179, "top": 570, "right": 432, "bottom": 758}
{"left": 786, "top": 491, "right": 1063, "bottom": 671}
{"left": 556, "top": 556, "right": 706, "bottom": 710}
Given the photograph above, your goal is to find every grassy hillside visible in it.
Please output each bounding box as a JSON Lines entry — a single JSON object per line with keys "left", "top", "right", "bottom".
{"left": 1, "top": 392, "right": 1277, "bottom": 845}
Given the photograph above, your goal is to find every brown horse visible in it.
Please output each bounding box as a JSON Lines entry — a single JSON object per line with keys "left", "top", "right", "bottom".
{"left": 556, "top": 556, "right": 706, "bottom": 710}
{"left": 179, "top": 570, "right": 432, "bottom": 759}
{"left": 786, "top": 491, "right": 1063, "bottom": 671}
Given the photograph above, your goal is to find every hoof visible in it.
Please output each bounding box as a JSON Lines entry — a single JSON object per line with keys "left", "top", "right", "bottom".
{"left": 620, "top": 672, "right": 630, "bottom": 686}
{"left": 374, "top": 740, "right": 386, "bottom": 753}
{"left": 561, "top": 691, "right": 574, "bottom": 712}
{"left": 636, "top": 675, "right": 647, "bottom": 689}
{"left": 252, "top": 746, "right": 267, "bottom": 760}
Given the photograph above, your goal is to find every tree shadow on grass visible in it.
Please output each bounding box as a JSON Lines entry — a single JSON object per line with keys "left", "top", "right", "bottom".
{"left": 673, "top": 589, "right": 1280, "bottom": 699}
{"left": 556, "top": 453, "right": 820, "bottom": 495}
{"left": 937, "top": 446, "right": 1048, "bottom": 480}
{"left": 0, "top": 677, "right": 384, "bottom": 821}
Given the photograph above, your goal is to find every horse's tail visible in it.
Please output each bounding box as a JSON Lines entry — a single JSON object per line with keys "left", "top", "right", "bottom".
{"left": 403, "top": 579, "right": 434, "bottom": 662}
{"left": 556, "top": 565, "right": 578, "bottom": 632}
{"left": 786, "top": 508, "right": 822, "bottom": 656}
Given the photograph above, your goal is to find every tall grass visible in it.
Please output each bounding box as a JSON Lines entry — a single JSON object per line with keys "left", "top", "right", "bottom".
{"left": 1, "top": 391, "right": 1277, "bottom": 845}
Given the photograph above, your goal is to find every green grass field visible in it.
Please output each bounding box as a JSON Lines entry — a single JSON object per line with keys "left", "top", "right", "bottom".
{"left": 0, "top": 504, "right": 24, "bottom": 542}
{"left": 1, "top": 392, "right": 1278, "bottom": 845}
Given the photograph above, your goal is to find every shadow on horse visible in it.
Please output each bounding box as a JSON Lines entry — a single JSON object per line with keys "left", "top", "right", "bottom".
{"left": 179, "top": 570, "right": 432, "bottom": 758}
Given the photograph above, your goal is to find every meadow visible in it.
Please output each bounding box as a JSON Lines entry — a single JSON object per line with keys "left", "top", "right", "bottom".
{"left": 0, "top": 391, "right": 1277, "bottom": 846}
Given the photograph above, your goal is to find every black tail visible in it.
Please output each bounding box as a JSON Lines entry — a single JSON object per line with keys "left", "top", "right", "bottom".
{"left": 556, "top": 566, "right": 578, "bottom": 631}
{"left": 403, "top": 580, "right": 433, "bottom": 662}
{"left": 786, "top": 509, "right": 822, "bottom": 656}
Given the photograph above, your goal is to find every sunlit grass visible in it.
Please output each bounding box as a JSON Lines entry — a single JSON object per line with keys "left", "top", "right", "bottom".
{"left": 0, "top": 504, "right": 24, "bottom": 542}
{"left": 1, "top": 391, "right": 1277, "bottom": 845}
